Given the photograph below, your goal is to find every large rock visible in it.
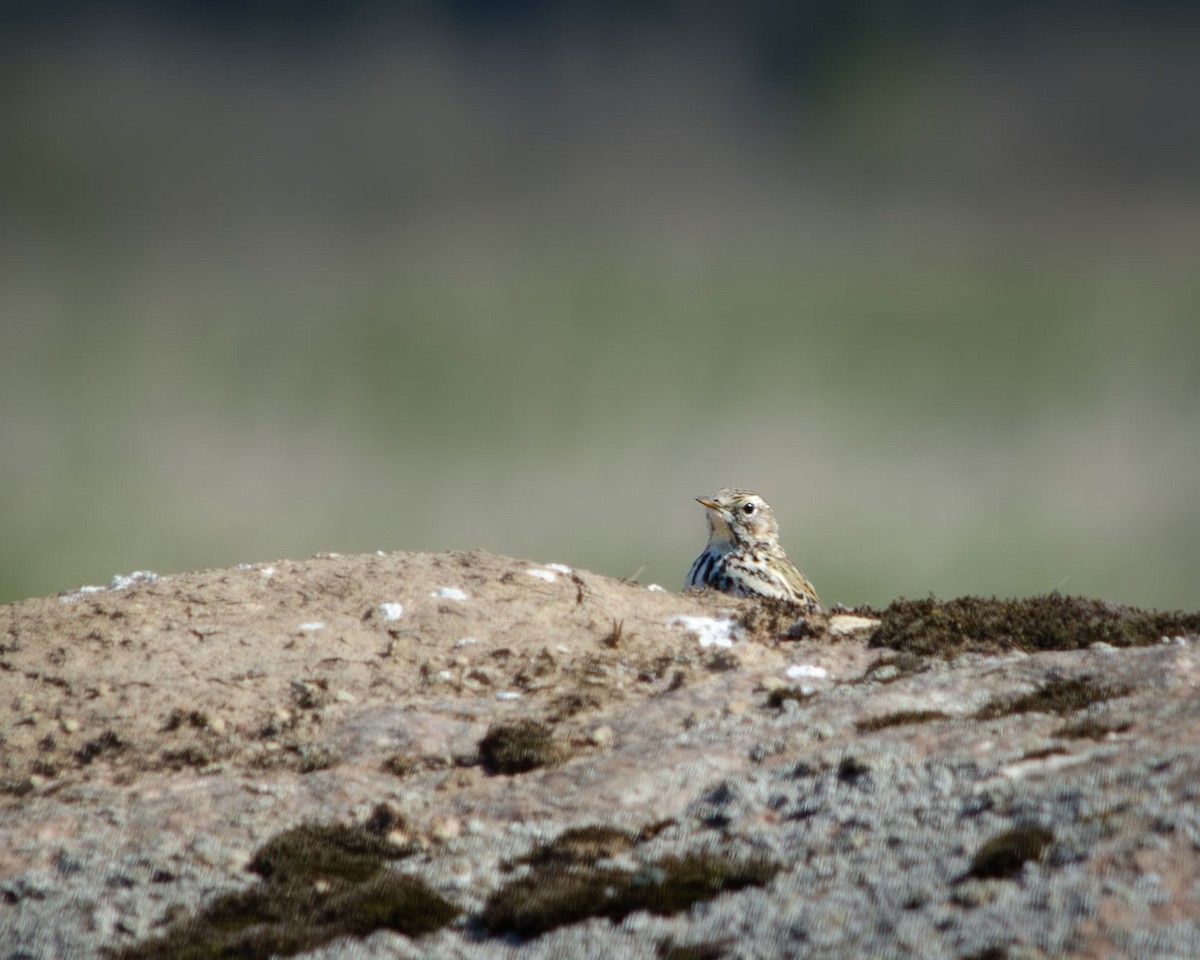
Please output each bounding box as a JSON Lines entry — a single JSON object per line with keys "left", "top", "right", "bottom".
{"left": 1, "top": 550, "right": 1197, "bottom": 959}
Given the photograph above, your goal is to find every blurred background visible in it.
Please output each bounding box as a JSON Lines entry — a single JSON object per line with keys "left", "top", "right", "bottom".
{"left": 1, "top": 1, "right": 1197, "bottom": 610}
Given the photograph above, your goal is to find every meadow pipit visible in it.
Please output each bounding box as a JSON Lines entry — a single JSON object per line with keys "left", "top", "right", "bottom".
{"left": 685, "top": 488, "right": 821, "bottom": 610}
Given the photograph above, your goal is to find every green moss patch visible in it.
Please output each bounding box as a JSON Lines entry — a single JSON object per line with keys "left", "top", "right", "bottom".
{"left": 837, "top": 756, "right": 871, "bottom": 783}
{"left": 870, "top": 593, "right": 1200, "bottom": 658}
{"left": 479, "top": 718, "right": 570, "bottom": 774}
{"left": 161, "top": 709, "right": 212, "bottom": 732}
{"left": 159, "top": 744, "right": 222, "bottom": 770}
{"left": 855, "top": 709, "right": 949, "bottom": 732}
{"left": 855, "top": 652, "right": 930, "bottom": 684}
{"left": 658, "top": 939, "right": 730, "bottom": 960}
{"left": 482, "top": 850, "right": 779, "bottom": 939}
{"left": 974, "top": 677, "right": 1128, "bottom": 721}
{"left": 519, "top": 825, "right": 638, "bottom": 866}
{"left": 250, "top": 741, "right": 341, "bottom": 774}
{"left": 1017, "top": 746, "right": 1068, "bottom": 762}
{"left": 964, "top": 825, "right": 1055, "bottom": 881}
{"left": 248, "top": 821, "right": 410, "bottom": 884}
{"left": 962, "top": 949, "right": 1010, "bottom": 960}
{"left": 109, "top": 814, "right": 453, "bottom": 960}
{"left": 1054, "top": 717, "right": 1133, "bottom": 740}
{"left": 737, "top": 597, "right": 810, "bottom": 638}
{"left": 74, "top": 730, "right": 126, "bottom": 765}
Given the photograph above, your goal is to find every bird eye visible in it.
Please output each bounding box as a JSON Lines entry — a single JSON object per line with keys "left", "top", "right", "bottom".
{"left": 742, "top": 502, "right": 756, "bottom": 515}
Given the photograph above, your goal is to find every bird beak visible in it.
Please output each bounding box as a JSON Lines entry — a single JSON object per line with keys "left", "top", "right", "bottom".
{"left": 696, "top": 496, "right": 721, "bottom": 511}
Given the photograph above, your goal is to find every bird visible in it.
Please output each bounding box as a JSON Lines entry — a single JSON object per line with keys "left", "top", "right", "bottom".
{"left": 684, "top": 488, "right": 821, "bottom": 610}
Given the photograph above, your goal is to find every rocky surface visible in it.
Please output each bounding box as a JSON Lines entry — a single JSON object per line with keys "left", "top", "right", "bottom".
{"left": 1, "top": 549, "right": 1198, "bottom": 959}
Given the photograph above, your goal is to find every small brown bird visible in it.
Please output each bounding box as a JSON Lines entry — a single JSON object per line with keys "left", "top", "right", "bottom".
{"left": 684, "top": 488, "right": 821, "bottom": 609}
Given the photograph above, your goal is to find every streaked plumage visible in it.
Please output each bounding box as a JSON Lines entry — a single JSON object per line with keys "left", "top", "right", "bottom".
{"left": 685, "top": 488, "right": 821, "bottom": 609}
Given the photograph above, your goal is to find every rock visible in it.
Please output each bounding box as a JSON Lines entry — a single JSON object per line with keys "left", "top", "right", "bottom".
{"left": 0, "top": 549, "right": 1197, "bottom": 959}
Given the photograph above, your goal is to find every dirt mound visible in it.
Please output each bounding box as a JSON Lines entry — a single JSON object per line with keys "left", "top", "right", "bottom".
{"left": 0, "top": 550, "right": 819, "bottom": 792}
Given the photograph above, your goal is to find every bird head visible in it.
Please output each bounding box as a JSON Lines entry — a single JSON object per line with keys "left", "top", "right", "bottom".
{"left": 695, "top": 488, "right": 780, "bottom": 546}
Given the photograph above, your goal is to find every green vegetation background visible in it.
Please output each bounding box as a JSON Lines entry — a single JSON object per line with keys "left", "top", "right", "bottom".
{"left": 2, "top": 5, "right": 1197, "bottom": 609}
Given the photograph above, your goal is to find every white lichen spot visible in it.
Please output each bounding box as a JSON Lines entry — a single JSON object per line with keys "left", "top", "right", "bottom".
{"left": 379, "top": 603, "right": 404, "bottom": 622}
{"left": 260, "top": 566, "right": 277, "bottom": 578}
{"left": 786, "top": 664, "right": 828, "bottom": 680}
{"left": 526, "top": 568, "right": 558, "bottom": 583}
{"left": 495, "top": 691, "right": 523, "bottom": 701}
{"left": 432, "top": 587, "right": 468, "bottom": 601}
{"left": 59, "top": 585, "right": 103, "bottom": 603}
{"left": 298, "top": 622, "right": 326, "bottom": 633}
{"left": 546, "top": 563, "right": 572, "bottom": 574}
{"left": 59, "top": 570, "right": 159, "bottom": 603}
{"left": 110, "top": 570, "right": 158, "bottom": 591}
{"left": 668, "top": 614, "right": 740, "bottom": 648}
{"left": 646, "top": 584, "right": 666, "bottom": 592}
{"left": 436, "top": 670, "right": 453, "bottom": 682}
{"left": 453, "top": 637, "right": 479, "bottom": 648}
